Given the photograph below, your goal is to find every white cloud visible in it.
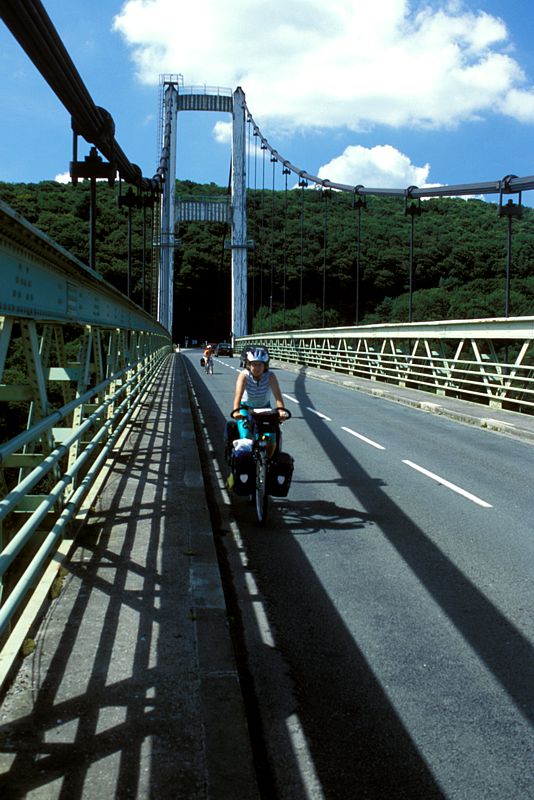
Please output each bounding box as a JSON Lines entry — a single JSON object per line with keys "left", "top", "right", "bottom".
{"left": 212, "top": 121, "right": 231, "bottom": 145}
{"left": 317, "top": 144, "right": 431, "bottom": 189}
{"left": 499, "top": 88, "right": 534, "bottom": 122}
{"left": 112, "top": 0, "right": 534, "bottom": 131}
{"left": 314, "top": 144, "right": 491, "bottom": 197}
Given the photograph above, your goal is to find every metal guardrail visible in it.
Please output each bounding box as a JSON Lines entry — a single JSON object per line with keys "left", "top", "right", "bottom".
{"left": 0, "top": 199, "right": 171, "bottom": 662}
{"left": 176, "top": 195, "right": 230, "bottom": 223}
{"left": 177, "top": 85, "right": 233, "bottom": 97}
{"left": 236, "top": 317, "right": 534, "bottom": 413}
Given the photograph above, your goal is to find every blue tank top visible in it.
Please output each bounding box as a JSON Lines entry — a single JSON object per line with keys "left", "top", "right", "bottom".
{"left": 241, "top": 370, "right": 271, "bottom": 408}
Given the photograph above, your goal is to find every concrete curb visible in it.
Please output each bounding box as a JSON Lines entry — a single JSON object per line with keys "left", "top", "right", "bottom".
{"left": 183, "top": 361, "right": 263, "bottom": 800}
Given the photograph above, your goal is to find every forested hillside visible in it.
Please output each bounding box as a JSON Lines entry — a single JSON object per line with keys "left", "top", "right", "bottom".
{"left": 1, "top": 179, "right": 533, "bottom": 342}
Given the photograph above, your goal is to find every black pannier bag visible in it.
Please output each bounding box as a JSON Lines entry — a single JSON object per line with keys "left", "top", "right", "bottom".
{"left": 231, "top": 452, "right": 255, "bottom": 496}
{"left": 267, "top": 452, "right": 294, "bottom": 497}
{"left": 200, "top": 357, "right": 205, "bottom": 367}
{"left": 224, "top": 419, "right": 239, "bottom": 464}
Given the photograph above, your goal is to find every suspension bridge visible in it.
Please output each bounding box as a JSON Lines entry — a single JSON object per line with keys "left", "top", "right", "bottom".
{"left": 1, "top": 1, "right": 534, "bottom": 798}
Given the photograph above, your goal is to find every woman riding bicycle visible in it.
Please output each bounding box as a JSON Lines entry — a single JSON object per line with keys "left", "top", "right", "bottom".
{"left": 232, "top": 347, "right": 285, "bottom": 456}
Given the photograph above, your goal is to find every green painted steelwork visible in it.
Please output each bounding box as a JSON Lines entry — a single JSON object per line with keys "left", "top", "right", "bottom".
{"left": 0, "top": 199, "right": 163, "bottom": 332}
{"left": 0, "top": 199, "right": 171, "bottom": 651}
{"left": 237, "top": 317, "right": 534, "bottom": 413}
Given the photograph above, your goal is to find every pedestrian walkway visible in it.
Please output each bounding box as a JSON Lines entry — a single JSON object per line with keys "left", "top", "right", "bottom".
{"left": 0, "top": 354, "right": 260, "bottom": 800}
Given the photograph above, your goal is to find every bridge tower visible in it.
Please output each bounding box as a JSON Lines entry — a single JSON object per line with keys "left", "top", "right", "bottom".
{"left": 159, "top": 79, "right": 248, "bottom": 339}
{"left": 159, "top": 81, "right": 178, "bottom": 333}
{"left": 231, "top": 87, "right": 247, "bottom": 340}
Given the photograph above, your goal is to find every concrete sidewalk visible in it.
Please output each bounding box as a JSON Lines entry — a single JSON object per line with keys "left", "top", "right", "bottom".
{"left": 0, "top": 354, "right": 260, "bottom": 799}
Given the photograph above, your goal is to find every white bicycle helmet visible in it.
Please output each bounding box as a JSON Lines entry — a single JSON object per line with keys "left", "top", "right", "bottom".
{"left": 246, "top": 347, "right": 269, "bottom": 365}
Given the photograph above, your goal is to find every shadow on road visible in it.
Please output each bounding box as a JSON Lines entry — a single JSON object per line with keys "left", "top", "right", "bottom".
{"left": 190, "top": 357, "right": 534, "bottom": 799}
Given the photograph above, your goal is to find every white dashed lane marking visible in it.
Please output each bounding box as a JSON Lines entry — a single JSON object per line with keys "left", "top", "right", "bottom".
{"left": 341, "top": 426, "right": 385, "bottom": 450}
{"left": 402, "top": 459, "right": 493, "bottom": 508}
{"left": 306, "top": 407, "right": 332, "bottom": 421}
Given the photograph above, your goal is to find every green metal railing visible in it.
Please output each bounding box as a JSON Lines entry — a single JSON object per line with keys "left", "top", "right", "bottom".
{"left": 0, "top": 199, "right": 171, "bottom": 653}
{"left": 237, "top": 317, "right": 534, "bottom": 413}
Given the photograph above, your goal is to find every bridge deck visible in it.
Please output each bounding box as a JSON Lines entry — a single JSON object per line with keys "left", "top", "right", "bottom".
{"left": 0, "top": 354, "right": 259, "bottom": 799}
{"left": 2, "top": 352, "right": 534, "bottom": 797}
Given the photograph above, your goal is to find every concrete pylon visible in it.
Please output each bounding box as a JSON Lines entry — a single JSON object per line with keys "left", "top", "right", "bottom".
{"left": 159, "top": 83, "right": 178, "bottom": 332}
{"left": 231, "top": 87, "right": 248, "bottom": 338}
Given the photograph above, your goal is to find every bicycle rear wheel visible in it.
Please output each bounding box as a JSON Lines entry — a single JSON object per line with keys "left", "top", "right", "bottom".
{"left": 254, "top": 451, "right": 269, "bottom": 526}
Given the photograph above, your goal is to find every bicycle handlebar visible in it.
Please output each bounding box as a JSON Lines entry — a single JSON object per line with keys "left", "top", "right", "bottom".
{"left": 231, "top": 406, "right": 292, "bottom": 421}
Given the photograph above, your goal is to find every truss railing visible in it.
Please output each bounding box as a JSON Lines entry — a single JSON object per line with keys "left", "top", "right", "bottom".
{"left": 0, "top": 199, "right": 171, "bottom": 663}
{"left": 236, "top": 318, "right": 534, "bottom": 413}
{"left": 176, "top": 85, "right": 233, "bottom": 97}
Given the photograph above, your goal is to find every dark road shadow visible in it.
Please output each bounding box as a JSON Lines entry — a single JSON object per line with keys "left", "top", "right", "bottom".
{"left": 186, "top": 358, "right": 447, "bottom": 799}
{"left": 191, "top": 358, "right": 534, "bottom": 798}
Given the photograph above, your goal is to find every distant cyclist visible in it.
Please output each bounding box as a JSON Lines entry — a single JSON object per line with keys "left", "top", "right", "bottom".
{"left": 204, "top": 344, "right": 214, "bottom": 374}
{"left": 232, "top": 347, "right": 284, "bottom": 455}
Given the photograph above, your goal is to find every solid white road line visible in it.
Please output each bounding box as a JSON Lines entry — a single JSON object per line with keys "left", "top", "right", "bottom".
{"left": 341, "top": 426, "right": 385, "bottom": 450}
{"left": 286, "top": 713, "right": 326, "bottom": 799}
{"left": 402, "top": 459, "right": 493, "bottom": 508}
{"left": 251, "top": 601, "right": 277, "bottom": 648}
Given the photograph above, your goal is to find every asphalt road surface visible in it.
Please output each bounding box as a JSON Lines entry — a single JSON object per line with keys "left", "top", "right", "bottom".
{"left": 183, "top": 350, "right": 534, "bottom": 800}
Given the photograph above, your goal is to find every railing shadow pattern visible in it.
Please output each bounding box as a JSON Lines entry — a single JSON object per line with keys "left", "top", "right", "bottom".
{"left": 0, "top": 356, "right": 209, "bottom": 798}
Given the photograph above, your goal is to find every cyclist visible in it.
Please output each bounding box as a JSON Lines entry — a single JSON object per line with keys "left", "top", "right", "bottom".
{"left": 203, "top": 344, "right": 214, "bottom": 374}
{"left": 232, "top": 347, "right": 285, "bottom": 456}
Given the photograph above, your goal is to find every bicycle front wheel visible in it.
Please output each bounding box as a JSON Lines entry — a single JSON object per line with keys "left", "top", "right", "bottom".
{"left": 254, "top": 451, "right": 269, "bottom": 526}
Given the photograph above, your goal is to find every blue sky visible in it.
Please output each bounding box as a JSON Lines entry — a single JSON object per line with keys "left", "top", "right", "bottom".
{"left": 1, "top": 0, "right": 534, "bottom": 204}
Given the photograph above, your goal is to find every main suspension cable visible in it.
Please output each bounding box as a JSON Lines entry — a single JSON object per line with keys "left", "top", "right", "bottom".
{"left": 0, "top": 0, "right": 161, "bottom": 191}
{"left": 244, "top": 102, "right": 534, "bottom": 201}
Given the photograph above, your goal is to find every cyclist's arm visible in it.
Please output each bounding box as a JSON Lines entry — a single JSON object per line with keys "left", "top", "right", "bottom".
{"left": 233, "top": 372, "right": 247, "bottom": 417}
{"left": 269, "top": 372, "right": 285, "bottom": 410}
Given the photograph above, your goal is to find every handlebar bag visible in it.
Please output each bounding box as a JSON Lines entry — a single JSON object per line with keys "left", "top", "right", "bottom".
{"left": 251, "top": 409, "right": 279, "bottom": 436}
